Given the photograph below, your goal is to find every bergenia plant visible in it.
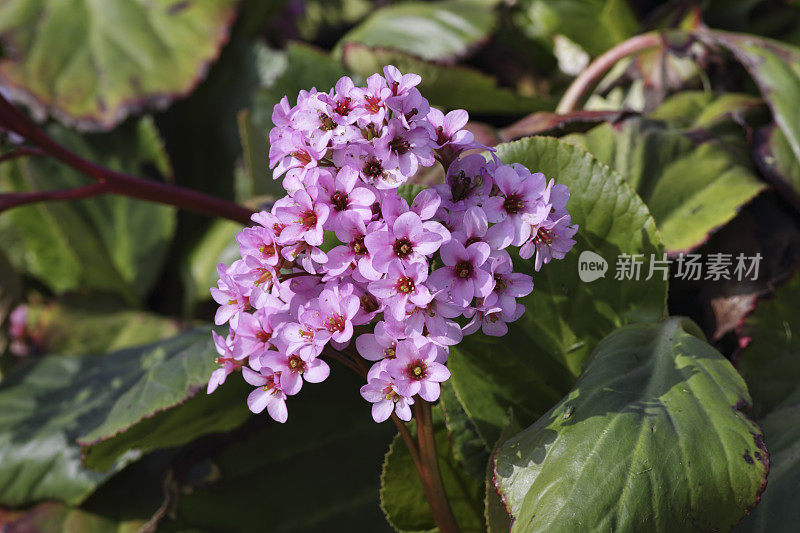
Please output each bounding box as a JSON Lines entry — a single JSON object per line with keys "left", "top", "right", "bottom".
{"left": 207, "top": 66, "right": 576, "bottom": 528}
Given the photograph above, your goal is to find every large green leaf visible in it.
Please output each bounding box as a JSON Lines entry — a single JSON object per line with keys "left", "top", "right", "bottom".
{"left": 336, "top": 1, "right": 497, "bottom": 61}
{"left": 0, "top": 328, "right": 228, "bottom": 506}
{"left": 168, "top": 369, "right": 396, "bottom": 532}
{"left": 0, "top": 0, "right": 239, "bottom": 130}
{"left": 494, "top": 318, "right": 768, "bottom": 532}
{"left": 449, "top": 137, "right": 667, "bottom": 444}
{"left": 380, "top": 407, "right": 485, "bottom": 532}
{"left": 514, "top": 0, "right": 639, "bottom": 58}
{"left": 342, "top": 44, "right": 550, "bottom": 115}
{"left": 0, "top": 118, "right": 176, "bottom": 303}
{"left": 565, "top": 117, "right": 766, "bottom": 252}
{"left": 736, "top": 271, "right": 800, "bottom": 417}
{"left": 737, "top": 402, "right": 800, "bottom": 532}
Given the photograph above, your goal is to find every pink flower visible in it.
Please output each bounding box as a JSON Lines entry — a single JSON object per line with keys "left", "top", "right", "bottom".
{"left": 383, "top": 65, "right": 422, "bottom": 96}
{"left": 236, "top": 224, "right": 280, "bottom": 267}
{"left": 324, "top": 214, "right": 382, "bottom": 281}
{"left": 301, "top": 284, "right": 360, "bottom": 344}
{"left": 365, "top": 211, "right": 444, "bottom": 273}
{"left": 386, "top": 339, "right": 450, "bottom": 401}
{"left": 368, "top": 260, "right": 433, "bottom": 321}
{"left": 242, "top": 367, "right": 288, "bottom": 422}
{"left": 484, "top": 252, "right": 533, "bottom": 314}
{"left": 426, "top": 108, "right": 474, "bottom": 150}
{"left": 210, "top": 262, "right": 250, "bottom": 327}
{"left": 317, "top": 167, "right": 375, "bottom": 230}
{"left": 233, "top": 305, "right": 283, "bottom": 364}
{"left": 207, "top": 331, "right": 241, "bottom": 394}
{"left": 262, "top": 350, "right": 330, "bottom": 395}
{"left": 428, "top": 240, "right": 494, "bottom": 307}
{"left": 374, "top": 118, "right": 434, "bottom": 176}
{"left": 360, "top": 371, "right": 414, "bottom": 422}
{"left": 464, "top": 302, "right": 525, "bottom": 337}
{"left": 520, "top": 214, "right": 578, "bottom": 271}
{"left": 485, "top": 165, "right": 549, "bottom": 249}
{"left": 356, "top": 321, "right": 403, "bottom": 361}
{"left": 274, "top": 188, "right": 330, "bottom": 247}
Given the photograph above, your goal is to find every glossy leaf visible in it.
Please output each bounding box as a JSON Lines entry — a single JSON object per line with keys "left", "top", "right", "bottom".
{"left": 737, "top": 270, "right": 800, "bottom": 417}
{"left": 449, "top": 137, "right": 667, "bottom": 444}
{"left": 381, "top": 407, "right": 485, "bottom": 532}
{"left": 565, "top": 117, "right": 766, "bottom": 252}
{"left": 494, "top": 318, "right": 769, "bottom": 532}
{"left": 0, "top": 119, "right": 176, "bottom": 302}
{"left": 0, "top": 328, "right": 222, "bottom": 506}
{"left": 342, "top": 43, "right": 550, "bottom": 115}
{"left": 0, "top": 0, "right": 239, "bottom": 130}
{"left": 336, "top": 1, "right": 497, "bottom": 61}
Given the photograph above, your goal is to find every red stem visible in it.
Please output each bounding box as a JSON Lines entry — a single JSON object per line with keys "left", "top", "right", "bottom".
{"left": 556, "top": 32, "right": 664, "bottom": 114}
{"left": 415, "top": 400, "right": 460, "bottom": 532}
{"left": 0, "top": 93, "right": 254, "bottom": 224}
{"left": 0, "top": 182, "right": 110, "bottom": 212}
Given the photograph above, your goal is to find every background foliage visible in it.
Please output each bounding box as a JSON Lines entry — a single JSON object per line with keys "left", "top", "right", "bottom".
{"left": 1, "top": 0, "right": 800, "bottom": 531}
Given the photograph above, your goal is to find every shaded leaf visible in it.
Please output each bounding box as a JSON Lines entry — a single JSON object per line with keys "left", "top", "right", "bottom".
{"left": 737, "top": 269, "right": 800, "bottom": 417}
{"left": 380, "top": 407, "right": 484, "bottom": 532}
{"left": 168, "top": 369, "right": 396, "bottom": 533}
{"left": 494, "top": 318, "right": 768, "bottom": 532}
{"left": 336, "top": 1, "right": 497, "bottom": 62}
{"left": 449, "top": 137, "right": 667, "bottom": 444}
{"left": 440, "top": 383, "right": 489, "bottom": 482}
{"left": 0, "top": 0, "right": 239, "bottom": 130}
{"left": 0, "top": 119, "right": 176, "bottom": 303}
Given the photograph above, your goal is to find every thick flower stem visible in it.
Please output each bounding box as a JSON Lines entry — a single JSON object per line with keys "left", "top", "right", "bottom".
{"left": 414, "top": 400, "right": 460, "bottom": 533}
{"left": 0, "top": 93, "right": 255, "bottom": 224}
{"left": 556, "top": 31, "right": 664, "bottom": 114}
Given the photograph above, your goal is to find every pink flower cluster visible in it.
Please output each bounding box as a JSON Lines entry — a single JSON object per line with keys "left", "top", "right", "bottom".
{"left": 208, "top": 66, "right": 576, "bottom": 424}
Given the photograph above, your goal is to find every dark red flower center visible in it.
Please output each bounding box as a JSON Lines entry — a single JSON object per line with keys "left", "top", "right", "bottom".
{"left": 288, "top": 355, "right": 306, "bottom": 373}
{"left": 300, "top": 210, "right": 317, "bottom": 229}
{"left": 363, "top": 158, "right": 384, "bottom": 179}
{"left": 325, "top": 314, "right": 346, "bottom": 333}
{"left": 397, "top": 276, "right": 415, "bottom": 294}
{"left": 405, "top": 359, "right": 428, "bottom": 381}
{"left": 393, "top": 237, "right": 414, "bottom": 258}
{"left": 534, "top": 226, "right": 554, "bottom": 245}
{"left": 291, "top": 150, "right": 313, "bottom": 165}
{"left": 503, "top": 194, "right": 525, "bottom": 214}
{"left": 456, "top": 261, "right": 473, "bottom": 279}
{"left": 334, "top": 97, "right": 352, "bottom": 116}
{"left": 361, "top": 293, "right": 379, "bottom": 313}
{"left": 365, "top": 95, "right": 382, "bottom": 113}
{"left": 389, "top": 136, "right": 411, "bottom": 155}
{"left": 331, "top": 191, "right": 349, "bottom": 211}
{"left": 351, "top": 235, "right": 368, "bottom": 255}
{"left": 256, "top": 330, "right": 272, "bottom": 343}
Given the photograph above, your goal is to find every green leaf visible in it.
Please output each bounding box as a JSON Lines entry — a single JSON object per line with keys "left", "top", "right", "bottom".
{"left": 381, "top": 407, "right": 485, "bottom": 532}
{"left": 169, "top": 369, "right": 397, "bottom": 532}
{"left": 0, "top": 328, "right": 223, "bottom": 506}
{"left": 565, "top": 117, "right": 766, "bottom": 252}
{"left": 754, "top": 124, "right": 800, "bottom": 209}
{"left": 0, "top": 251, "right": 21, "bottom": 355}
{"left": 0, "top": 0, "right": 239, "bottom": 130}
{"left": 449, "top": 137, "right": 667, "bottom": 444}
{"left": 514, "top": 0, "right": 639, "bottom": 57}
{"left": 336, "top": 1, "right": 497, "bottom": 62}
{"left": 494, "top": 318, "right": 769, "bottom": 532}
{"left": 440, "top": 383, "right": 489, "bottom": 482}
{"left": 181, "top": 219, "right": 243, "bottom": 308}
{"left": 342, "top": 43, "right": 550, "bottom": 115}
{"left": 698, "top": 31, "right": 800, "bottom": 167}
{"left": 737, "top": 402, "right": 800, "bottom": 532}
{"left": 0, "top": 118, "right": 176, "bottom": 302}
{"left": 737, "top": 270, "right": 800, "bottom": 417}
{"left": 647, "top": 91, "right": 766, "bottom": 131}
